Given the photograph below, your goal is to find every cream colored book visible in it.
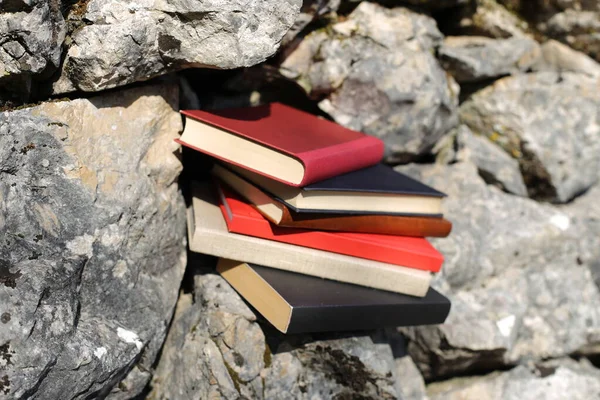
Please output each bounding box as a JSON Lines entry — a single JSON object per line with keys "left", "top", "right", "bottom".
{"left": 187, "top": 184, "right": 432, "bottom": 297}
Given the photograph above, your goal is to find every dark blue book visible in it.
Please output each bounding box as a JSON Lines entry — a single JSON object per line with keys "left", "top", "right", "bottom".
{"left": 223, "top": 163, "right": 446, "bottom": 217}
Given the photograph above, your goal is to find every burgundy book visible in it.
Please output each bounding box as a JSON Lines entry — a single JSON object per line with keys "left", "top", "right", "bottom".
{"left": 177, "top": 103, "right": 384, "bottom": 187}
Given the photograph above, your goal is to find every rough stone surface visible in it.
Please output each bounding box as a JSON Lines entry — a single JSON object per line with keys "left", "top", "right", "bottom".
{"left": 449, "top": 125, "right": 528, "bottom": 196}
{"left": 544, "top": 10, "right": 600, "bottom": 62}
{"left": 0, "top": 83, "right": 187, "bottom": 399}
{"left": 533, "top": 39, "right": 600, "bottom": 78}
{"left": 150, "top": 260, "right": 402, "bottom": 400}
{"left": 281, "top": 0, "right": 340, "bottom": 46}
{"left": 397, "top": 161, "right": 600, "bottom": 379}
{"left": 396, "top": 0, "right": 469, "bottom": 9}
{"left": 396, "top": 356, "right": 429, "bottom": 400}
{"left": 439, "top": 36, "right": 541, "bottom": 83}
{"left": 443, "top": 0, "right": 530, "bottom": 39}
{"left": 0, "top": 0, "right": 65, "bottom": 101}
{"left": 460, "top": 71, "right": 600, "bottom": 203}
{"left": 51, "top": 0, "right": 301, "bottom": 94}
{"left": 281, "top": 1, "right": 459, "bottom": 162}
{"left": 427, "top": 359, "right": 600, "bottom": 400}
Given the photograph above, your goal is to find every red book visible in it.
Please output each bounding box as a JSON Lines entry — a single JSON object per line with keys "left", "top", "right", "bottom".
{"left": 178, "top": 103, "right": 384, "bottom": 186}
{"left": 216, "top": 183, "right": 444, "bottom": 272}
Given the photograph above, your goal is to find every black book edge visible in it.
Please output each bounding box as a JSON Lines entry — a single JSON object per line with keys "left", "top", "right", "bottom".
{"left": 220, "top": 260, "right": 451, "bottom": 334}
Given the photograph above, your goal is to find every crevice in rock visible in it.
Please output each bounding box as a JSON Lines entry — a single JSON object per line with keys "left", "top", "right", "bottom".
{"left": 518, "top": 142, "right": 558, "bottom": 202}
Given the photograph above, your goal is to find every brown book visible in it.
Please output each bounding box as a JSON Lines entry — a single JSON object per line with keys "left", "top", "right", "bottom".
{"left": 212, "top": 164, "right": 452, "bottom": 238}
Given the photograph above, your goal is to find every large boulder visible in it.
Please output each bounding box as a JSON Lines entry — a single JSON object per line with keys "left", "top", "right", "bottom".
{"left": 397, "top": 161, "right": 600, "bottom": 379}
{"left": 50, "top": 0, "right": 301, "bottom": 94}
{"left": 280, "top": 2, "right": 459, "bottom": 162}
{"left": 0, "top": 0, "right": 65, "bottom": 102}
{"left": 460, "top": 71, "right": 600, "bottom": 203}
{"left": 544, "top": 10, "right": 600, "bottom": 62}
{"left": 428, "top": 359, "right": 600, "bottom": 400}
{"left": 150, "top": 259, "right": 403, "bottom": 399}
{"left": 440, "top": 0, "right": 530, "bottom": 39}
{"left": 438, "top": 36, "right": 540, "bottom": 83}
{"left": 0, "top": 83, "right": 187, "bottom": 399}
{"left": 532, "top": 39, "right": 600, "bottom": 78}
{"left": 497, "top": 0, "right": 600, "bottom": 62}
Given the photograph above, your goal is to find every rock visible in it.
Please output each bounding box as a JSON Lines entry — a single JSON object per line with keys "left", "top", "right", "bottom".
{"left": 441, "top": 0, "right": 530, "bottom": 39}
{"left": 0, "top": 0, "right": 65, "bottom": 102}
{"left": 396, "top": 356, "right": 429, "bottom": 400}
{"left": 51, "top": 0, "right": 301, "bottom": 94}
{"left": 427, "top": 359, "right": 600, "bottom": 400}
{"left": 150, "top": 261, "right": 402, "bottom": 399}
{"left": 452, "top": 125, "right": 528, "bottom": 196}
{"left": 396, "top": 161, "right": 600, "bottom": 379}
{"left": 281, "top": 1, "right": 459, "bottom": 162}
{"left": 438, "top": 36, "right": 541, "bottom": 83}
{"left": 532, "top": 39, "right": 600, "bottom": 78}
{"left": 460, "top": 71, "right": 600, "bottom": 203}
{"left": 396, "top": 0, "right": 469, "bottom": 9}
{"left": 544, "top": 10, "right": 600, "bottom": 62}
{"left": 0, "top": 83, "right": 187, "bottom": 399}
{"left": 281, "top": 0, "right": 340, "bottom": 47}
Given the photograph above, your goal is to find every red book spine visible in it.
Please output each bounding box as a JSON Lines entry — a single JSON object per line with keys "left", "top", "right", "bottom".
{"left": 218, "top": 187, "right": 444, "bottom": 272}
{"left": 298, "top": 136, "right": 384, "bottom": 186}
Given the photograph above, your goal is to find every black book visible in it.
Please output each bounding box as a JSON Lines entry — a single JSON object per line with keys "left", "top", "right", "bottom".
{"left": 217, "top": 259, "right": 451, "bottom": 334}
{"left": 223, "top": 163, "right": 445, "bottom": 216}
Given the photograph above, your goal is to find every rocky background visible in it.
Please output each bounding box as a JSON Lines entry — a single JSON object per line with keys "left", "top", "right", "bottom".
{"left": 1, "top": 0, "right": 599, "bottom": 399}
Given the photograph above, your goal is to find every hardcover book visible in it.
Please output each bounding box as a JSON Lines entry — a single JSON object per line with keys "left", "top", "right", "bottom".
{"left": 188, "top": 184, "right": 432, "bottom": 297}
{"left": 217, "top": 259, "right": 451, "bottom": 334}
{"left": 223, "top": 163, "right": 445, "bottom": 216}
{"left": 212, "top": 164, "right": 453, "bottom": 237}
{"left": 178, "top": 103, "right": 384, "bottom": 186}
{"left": 216, "top": 183, "right": 444, "bottom": 272}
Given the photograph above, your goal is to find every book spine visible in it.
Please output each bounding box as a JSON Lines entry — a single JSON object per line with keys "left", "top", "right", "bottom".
{"left": 190, "top": 226, "right": 431, "bottom": 297}
{"left": 298, "top": 136, "right": 384, "bottom": 186}
{"left": 280, "top": 210, "right": 453, "bottom": 238}
{"left": 287, "top": 301, "right": 451, "bottom": 334}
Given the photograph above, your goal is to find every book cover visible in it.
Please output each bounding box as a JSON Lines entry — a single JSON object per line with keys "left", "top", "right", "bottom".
{"left": 218, "top": 259, "right": 451, "bottom": 334}
{"left": 179, "top": 103, "right": 384, "bottom": 186}
{"left": 212, "top": 163, "right": 452, "bottom": 237}
{"left": 216, "top": 183, "right": 444, "bottom": 272}
{"left": 187, "top": 183, "right": 432, "bottom": 297}
{"left": 223, "top": 163, "right": 444, "bottom": 216}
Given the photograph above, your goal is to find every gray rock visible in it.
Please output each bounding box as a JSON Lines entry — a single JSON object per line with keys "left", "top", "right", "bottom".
{"left": 52, "top": 0, "right": 301, "bottom": 94}
{"left": 0, "top": 83, "right": 187, "bottom": 399}
{"left": 460, "top": 71, "right": 600, "bottom": 203}
{"left": 281, "top": 0, "right": 340, "bottom": 47}
{"left": 428, "top": 359, "right": 600, "bottom": 400}
{"left": 439, "top": 36, "right": 541, "bottom": 83}
{"left": 396, "top": 161, "right": 600, "bottom": 379}
{"left": 452, "top": 125, "right": 528, "bottom": 196}
{"left": 544, "top": 10, "right": 600, "bottom": 62}
{"left": 532, "top": 39, "right": 600, "bottom": 78}
{"left": 0, "top": 0, "right": 65, "bottom": 101}
{"left": 396, "top": 0, "right": 469, "bottom": 9}
{"left": 447, "top": 0, "right": 530, "bottom": 39}
{"left": 396, "top": 356, "right": 429, "bottom": 400}
{"left": 281, "top": 1, "right": 459, "bottom": 162}
{"left": 150, "top": 262, "right": 402, "bottom": 400}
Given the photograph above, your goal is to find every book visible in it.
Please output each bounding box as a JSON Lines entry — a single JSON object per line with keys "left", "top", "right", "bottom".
{"left": 178, "top": 102, "right": 384, "bottom": 187}
{"left": 212, "top": 164, "right": 453, "bottom": 237}
{"left": 216, "top": 183, "right": 444, "bottom": 272}
{"left": 217, "top": 259, "right": 451, "bottom": 334}
{"left": 222, "top": 163, "right": 445, "bottom": 216}
{"left": 188, "top": 184, "right": 432, "bottom": 297}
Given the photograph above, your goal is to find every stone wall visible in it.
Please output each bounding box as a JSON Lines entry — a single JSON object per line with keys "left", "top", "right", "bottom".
{"left": 1, "top": 0, "right": 599, "bottom": 399}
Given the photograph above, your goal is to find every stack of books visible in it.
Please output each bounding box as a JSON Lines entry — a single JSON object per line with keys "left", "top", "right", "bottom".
{"left": 179, "top": 102, "right": 452, "bottom": 334}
